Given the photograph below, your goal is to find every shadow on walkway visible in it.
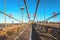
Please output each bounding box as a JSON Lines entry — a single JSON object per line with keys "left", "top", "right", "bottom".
{"left": 31, "top": 25, "right": 41, "bottom": 40}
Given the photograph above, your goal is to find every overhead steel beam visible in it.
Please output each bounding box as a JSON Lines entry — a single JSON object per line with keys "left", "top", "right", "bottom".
{"left": 33, "top": 0, "right": 40, "bottom": 21}
{"left": 0, "top": 11, "right": 20, "bottom": 22}
{"left": 24, "top": 0, "right": 30, "bottom": 22}
{"left": 45, "top": 12, "right": 60, "bottom": 21}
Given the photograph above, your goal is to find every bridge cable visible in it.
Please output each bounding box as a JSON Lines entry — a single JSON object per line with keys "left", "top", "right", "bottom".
{"left": 45, "top": 12, "right": 60, "bottom": 21}
{"left": 24, "top": 0, "right": 30, "bottom": 22}
{"left": 33, "top": 0, "right": 40, "bottom": 22}
{"left": 0, "top": 11, "right": 20, "bottom": 22}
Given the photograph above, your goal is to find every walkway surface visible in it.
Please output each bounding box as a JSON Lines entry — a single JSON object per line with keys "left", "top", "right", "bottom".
{"left": 16, "top": 27, "right": 30, "bottom": 40}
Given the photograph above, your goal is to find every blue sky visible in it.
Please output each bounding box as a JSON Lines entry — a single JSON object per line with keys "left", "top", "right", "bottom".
{"left": 0, "top": 0, "right": 60, "bottom": 23}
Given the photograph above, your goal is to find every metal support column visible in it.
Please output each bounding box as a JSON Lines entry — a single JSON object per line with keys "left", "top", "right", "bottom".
{"left": 4, "top": 0, "right": 6, "bottom": 27}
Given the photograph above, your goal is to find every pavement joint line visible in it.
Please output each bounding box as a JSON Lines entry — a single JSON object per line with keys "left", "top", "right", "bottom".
{"left": 14, "top": 27, "right": 28, "bottom": 40}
